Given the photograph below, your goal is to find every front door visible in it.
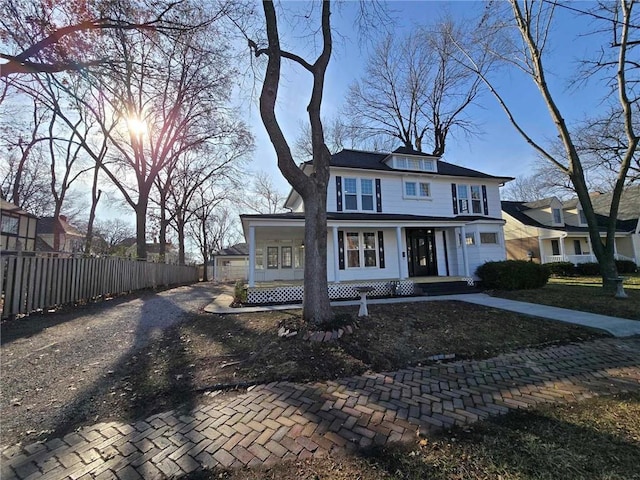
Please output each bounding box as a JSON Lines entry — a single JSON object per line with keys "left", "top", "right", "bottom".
{"left": 406, "top": 228, "right": 438, "bottom": 277}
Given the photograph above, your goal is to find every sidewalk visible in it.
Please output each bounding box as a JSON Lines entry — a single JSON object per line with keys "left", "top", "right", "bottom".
{"left": 3, "top": 337, "right": 640, "bottom": 479}
{"left": 205, "top": 292, "right": 640, "bottom": 338}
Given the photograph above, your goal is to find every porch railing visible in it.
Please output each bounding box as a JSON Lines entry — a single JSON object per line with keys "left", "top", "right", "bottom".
{"left": 543, "top": 253, "right": 636, "bottom": 265}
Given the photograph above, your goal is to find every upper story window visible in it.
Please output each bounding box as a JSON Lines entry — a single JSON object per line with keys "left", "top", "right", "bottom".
{"left": 552, "top": 208, "right": 563, "bottom": 224}
{"left": 394, "top": 156, "right": 435, "bottom": 172}
{"left": 578, "top": 209, "right": 587, "bottom": 224}
{"left": 404, "top": 181, "right": 431, "bottom": 199}
{"left": 1, "top": 215, "right": 19, "bottom": 235}
{"left": 342, "top": 177, "right": 375, "bottom": 211}
{"left": 452, "top": 182, "right": 488, "bottom": 216}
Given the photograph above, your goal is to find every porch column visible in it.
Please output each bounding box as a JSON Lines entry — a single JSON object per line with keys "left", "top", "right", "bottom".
{"left": 460, "top": 226, "right": 470, "bottom": 277}
{"left": 537, "top": 232, "right": 544, "bottom": 263}
{"left": 559, "top": 235, "right": 566, "bottom": 261}
{"left": 213, "top": 257, "right": 217, "bottom": 282}
{"left": 613, "top": 235, "right": 618, "bottom": 258}
{"left": 396, "top": 227, "right": 405, "bottom": 280}
{"left": 332, "top": 226, "right": 340, "bottom": 283}
{"left": 248, "top": 226, "right": 255, "bottom": 287}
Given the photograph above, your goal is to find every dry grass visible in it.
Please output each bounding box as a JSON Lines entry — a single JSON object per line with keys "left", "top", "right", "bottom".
{"left": 186, "top": 392, "right": 640, "bottom": 480}
{"left": 491, "top": 274, "right": 640, "bottom": 320}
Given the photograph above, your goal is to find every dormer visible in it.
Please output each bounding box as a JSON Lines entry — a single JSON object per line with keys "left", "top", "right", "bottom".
{"left": 562, "top": 198, "right": 588, "bottom": 227}
{"left": 383, "top": 147, "right": 439, "bottom": 173}
{"left": 521, "top": 197, "right": 564, "bottom": 227}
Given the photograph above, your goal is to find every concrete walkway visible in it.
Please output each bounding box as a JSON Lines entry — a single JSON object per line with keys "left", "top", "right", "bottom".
{"left": 205, "top": 292, "right": 640, "bottom": 338}
{"left": 2, "top": 337, "right": 639, "bottom": 479}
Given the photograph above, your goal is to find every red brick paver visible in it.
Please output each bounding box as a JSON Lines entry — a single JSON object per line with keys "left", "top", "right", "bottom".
{"left": 2, "top": 337, "right": 639, "bottom": 479}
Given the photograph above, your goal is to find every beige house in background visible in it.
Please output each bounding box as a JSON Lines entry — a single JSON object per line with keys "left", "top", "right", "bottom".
{"left": 502, "top": 188, "right": 639, "bottom": 265}
{"left": 208, "top": 243, "right": 249, "bottom": 282}
{"left": 1, "top": 199, "right": 38, "bottom": 254}
{"left": 36, "top": 215, "right": 85, "bottom": 257}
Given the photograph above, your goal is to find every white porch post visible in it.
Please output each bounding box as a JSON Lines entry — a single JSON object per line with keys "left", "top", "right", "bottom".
{"left": 613, "top": 235, "right": 618, "bottom": 258}
{"left": 396, "top": 227, "right": 405, "bottom": 280}
{"left": 559, "top": 236, "right": 566, "bottom": 261}
{"left": 332, "top": 226, "right": 340, "bottom": 283}
{"left": 460, "top": 225, "right": 470, "bottom": 277}
{"left": 213, "top": 257, "right": 217, "bottom": 282}
{"left": 248, "top": 226, "right": 255, "bottom": 287}
{"left": 587, "top": 235, "right": 595, "bottom": 262}
{"left": 537, "top": 232, "right": 544, "bottom": 264}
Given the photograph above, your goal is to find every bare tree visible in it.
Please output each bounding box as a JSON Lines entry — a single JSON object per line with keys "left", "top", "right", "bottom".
{"left": 458, "top": 0, "right": 639, "bottom": 292}
{"left": 0, "top": 0, "right": 203, "bottom": 78}
{"left": 91, "top": 218, "right": 135, "bottom": 255}
{"left": 250, "top": 0, "right": 335, "bottom": 325}
{"left": 293, "top": 116, "right": 353, "bottom": 158}
{"left": 236, "top": 171, "right": 287, "bottom": 214}
{"left": 344, "top": 16, "right": 488, "bottom": 155}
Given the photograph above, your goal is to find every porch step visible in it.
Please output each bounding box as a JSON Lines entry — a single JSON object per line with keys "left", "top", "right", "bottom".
{"left": 415, "top": 281, "right": 480, "bottom": 296}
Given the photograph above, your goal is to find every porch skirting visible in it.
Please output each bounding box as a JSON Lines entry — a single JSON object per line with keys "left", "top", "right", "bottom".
{"left": 246, "top": 280, "right": 415, "bottom": 305}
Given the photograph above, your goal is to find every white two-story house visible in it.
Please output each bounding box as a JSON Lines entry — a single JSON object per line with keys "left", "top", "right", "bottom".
{"left": 240, "top": 147, "right": 512, "bottom": 303}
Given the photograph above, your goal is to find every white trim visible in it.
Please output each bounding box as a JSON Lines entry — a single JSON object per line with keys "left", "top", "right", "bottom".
{"left": 396, "top": 227, "right": 405, "bottom": 280}
{"left": 248, "top": 226, "right": 255, "bottom": 287}
{"left": 332, "top": 226, "right": 340, "bottom": 283}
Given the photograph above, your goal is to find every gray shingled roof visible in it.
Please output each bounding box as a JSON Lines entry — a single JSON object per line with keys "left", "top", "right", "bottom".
{"left": 213, "top": 243, "right": 249, "bottom": 256}
{"left": 502, "top": 200, "right": 636, "bottom": 233}
{"left": 323, "top": 149, "right": 512, "bottom": 181}
{"left": 590, "top": 185, "right": 640, "bottom": 221}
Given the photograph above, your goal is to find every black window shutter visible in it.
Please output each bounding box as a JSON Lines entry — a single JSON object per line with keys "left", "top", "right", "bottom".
{"left": 378, "top": 231, "right": 385, "bottom": 268}
{"left": 481, "top": 185, "right": 489, "bottom": 215}
{"left": 375, "top": 178, "right": 382, "bottom": 212}
{"left": 451, "top": 183, "right": 458, "bottom": 214}
{"left": 338, "top": 230, "right": 345, "bottom": 270}
{"left": 336, "top": 176, "right": 343, "bottom": 211}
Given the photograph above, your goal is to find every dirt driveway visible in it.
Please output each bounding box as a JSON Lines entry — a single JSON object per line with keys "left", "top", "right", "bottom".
{"left": 1, "top": 282, "right": 220, "bottom": 448}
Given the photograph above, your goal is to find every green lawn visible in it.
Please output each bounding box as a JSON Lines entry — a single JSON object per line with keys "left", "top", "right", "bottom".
{"left": 490, "top": 274, "right": 640, "bottom": 320}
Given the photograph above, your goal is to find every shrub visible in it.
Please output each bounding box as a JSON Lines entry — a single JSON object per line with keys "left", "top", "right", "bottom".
{"left": 476, "top": 260, "right": 550, "bottom": 290}
{"left": 233, "top": 280, "right": 247, "bottom": 304}
{"left": 616, "top": 260, "right": 638, "bottom": 274}
{"left": 546, "top": 261, "right": 575, "bottom": 277}
{"left": 575, "top": 262, "right": 600, "bottom": 276}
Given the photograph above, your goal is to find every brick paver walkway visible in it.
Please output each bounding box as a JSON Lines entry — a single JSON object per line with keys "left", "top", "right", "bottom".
{"left": 3, "top": 337, "right": 639, "bottom": 479}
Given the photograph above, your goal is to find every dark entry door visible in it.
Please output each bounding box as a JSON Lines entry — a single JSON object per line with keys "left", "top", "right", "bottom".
{"left": 406, "top": 228, "right": 438, "bottom": 277}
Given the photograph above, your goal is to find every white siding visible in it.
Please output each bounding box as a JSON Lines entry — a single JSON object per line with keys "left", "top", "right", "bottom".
{"left": 328, "top": 168, "right": 503, "bottom": 218}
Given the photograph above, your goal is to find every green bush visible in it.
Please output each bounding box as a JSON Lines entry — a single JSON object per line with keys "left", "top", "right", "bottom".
{"left": 233, "top": 280, "right": 247, "bottom": 304}
{"left": 546, "top": 261, "right": 576, "bottom": 277}
{"left": 575, "top": 262, "right": 600, "bottom": 276}
{"left": 476, "top": 260, "right": 550, "bottom": 290}
{"left": 616, "top": 260, "right": 638, "bottom": 274}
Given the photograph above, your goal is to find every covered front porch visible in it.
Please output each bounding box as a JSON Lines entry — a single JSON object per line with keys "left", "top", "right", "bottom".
{"left": 540, "top": 231, "right": 638, "bottom": 265}
{"left": 245, "top": 276, "right": 475, "bottom": 305}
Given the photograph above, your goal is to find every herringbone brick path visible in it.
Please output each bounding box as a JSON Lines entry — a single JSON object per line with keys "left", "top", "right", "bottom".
{"left": 3, "top": 337, "right": 639, "bottom": 479}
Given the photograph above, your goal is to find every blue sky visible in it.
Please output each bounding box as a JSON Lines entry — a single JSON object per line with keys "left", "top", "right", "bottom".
{"left": 248, "top": 1, "right": 610, "bottom": 193}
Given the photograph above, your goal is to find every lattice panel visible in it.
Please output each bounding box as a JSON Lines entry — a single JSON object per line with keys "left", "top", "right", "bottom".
{"left": 246, "top": 281, "right": 415, "bottom": 305}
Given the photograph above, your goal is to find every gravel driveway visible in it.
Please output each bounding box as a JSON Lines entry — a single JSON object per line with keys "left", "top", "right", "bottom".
{"left": 1, "top": 282, "right": 221, "bottom": 448}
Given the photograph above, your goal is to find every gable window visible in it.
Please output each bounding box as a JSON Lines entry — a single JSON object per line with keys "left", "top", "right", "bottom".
{"left": 480, "top": 232, "right": 498, "bottom": 244}
{"left": 1, "top": 215, "right": 19, "bottom": 234}
{"left": 552, "top": 208, "right": 562, "bottom": 224}
{"left": 395, "top": 156, "right": 435, "bottom": 172}
{"left": 361, "top": 179, "right": 374, "bottom": 210}
{"left": 344, "top": 178, "right": 358, "bottom": 210}
{"left": 579, "top": 209, "right": 587, "bottom": 224}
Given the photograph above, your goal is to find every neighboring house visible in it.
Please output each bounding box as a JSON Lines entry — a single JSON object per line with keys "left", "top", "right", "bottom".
{"left": 0, "top": 199, "right": 38, "bottom": 254}
{"left": 240, "top": 147, "right": 512, "bottom": 303}
{"left": 122, "top": 239, "right": 179, "bottom": 264}
{"left": 208, "top": 243, "right": 249, "bottom": 281}
{"left": 502, "top": 190, "right": 639, "bottom": 265}
{"left": 36, "top": 215, "right": 85, "bottom": 256}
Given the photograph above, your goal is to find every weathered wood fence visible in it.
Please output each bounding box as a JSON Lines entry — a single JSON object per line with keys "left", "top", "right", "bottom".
{"left": 1, "top": 255, "right": 199, "bottom": 319}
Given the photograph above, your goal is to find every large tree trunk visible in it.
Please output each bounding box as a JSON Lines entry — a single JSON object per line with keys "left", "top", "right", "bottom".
{"left": 135, "top": 203, "right": 147, "bottom": 260}
{"left": 301, "top": 189, "right": 332, "bottom": 324}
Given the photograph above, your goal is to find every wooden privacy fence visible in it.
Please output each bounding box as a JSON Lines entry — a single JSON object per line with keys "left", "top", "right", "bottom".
{"left": 1, "top": 255, "right": 199, "bottom": 319}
